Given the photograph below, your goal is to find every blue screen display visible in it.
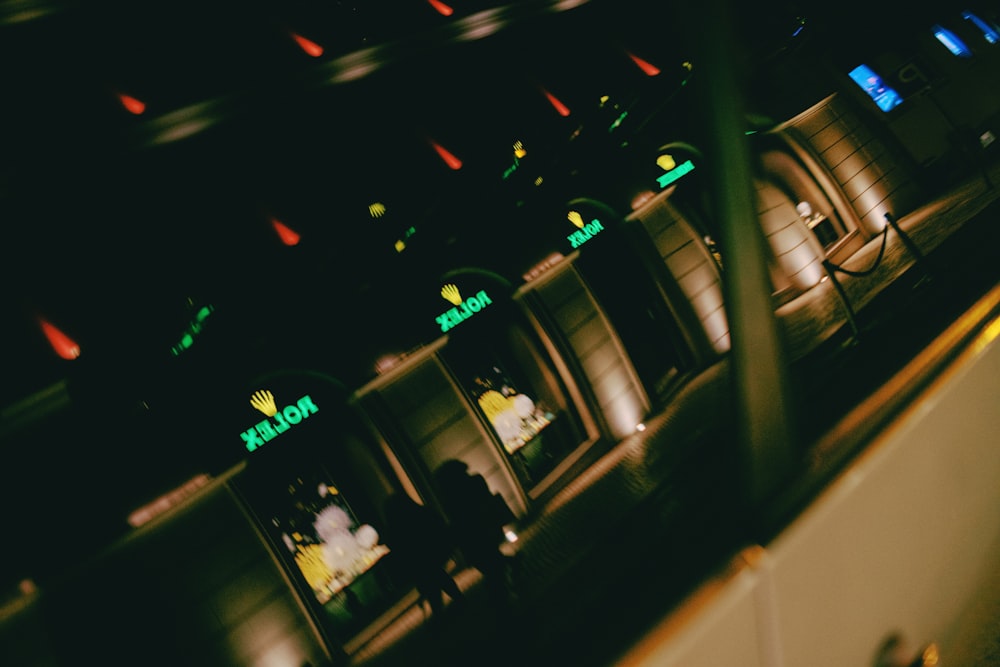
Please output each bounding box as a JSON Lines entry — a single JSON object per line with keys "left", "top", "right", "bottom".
{"left": 848, "top": 64, "right": 904, "bottom": 113}
{"left": 963, "top": 11, "right": 1000, "bottom": 45}
{"left": 933, "top": 24, "right": 973, "bottom": 57}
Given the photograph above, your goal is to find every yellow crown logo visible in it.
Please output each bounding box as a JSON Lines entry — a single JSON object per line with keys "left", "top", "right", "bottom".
{"left": 250, "top": 389, "right": 278, "bottom": 417}
{"left": 656, "top": 154, "right": 676, "bottom": 171}
{"left": 441, "top": 284, "right": 462, "bottom": 306}
{"left": 567, "top": 210, "right": 585, "bottom": 229}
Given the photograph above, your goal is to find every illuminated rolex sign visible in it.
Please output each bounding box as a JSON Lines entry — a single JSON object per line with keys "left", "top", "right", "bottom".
{"left": 242, "top": 390, "right": 319, "bottom": 452}
{"left": 436, "top": 283, "right": 492, "bottom": 333}
{"left": 656, "top": 158, "right": 695, "bottom": 189}
{"left": 566, "top": 210, "right": 604, "bottom": 249}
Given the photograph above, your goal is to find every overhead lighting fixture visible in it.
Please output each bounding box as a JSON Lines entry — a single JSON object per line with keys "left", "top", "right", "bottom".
{"left": 427, "top": 0, "right": 454, "bottom": 17}
{"left": 626, "top": 51, "right": 660, "bottom": 76}
{"left": 429, "top": 139, "right": 463, "bottom": 170}
{"left": 117, "top": 92, "right": 146, "bottom": 115}
{"left": 291, "top": 32, "right": 324, "bottom": 57}
{"left": 271, "top": 217, "right": 301, "bottom": 246}
{"left": 541, "top": 88, "right": 571, "bottom": 116}
{"left": 38, "top": 317, "right": 80, "bottom": 360}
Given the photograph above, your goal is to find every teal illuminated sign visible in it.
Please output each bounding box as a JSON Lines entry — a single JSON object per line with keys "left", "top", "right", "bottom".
{"left": 171, "top": 304, "right": 215, "bottom": 356}
{"left": 567, "top": 218, "right": 605, "bottom": 249}
{"left": 242, "top": 391, "right": 319, "bottom": 452}
{"left": 502, "top": 157, "right": 520, "bottom": 180}
{"left": 656, "top": 159, "right": 695, "bottom": 188}
{"left": 437, "top": 285, "right": 493, "bottom": 333}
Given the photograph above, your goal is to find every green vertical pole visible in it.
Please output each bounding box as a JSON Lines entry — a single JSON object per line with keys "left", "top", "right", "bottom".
{"left": 679, "top": 0, "right": 797, "bottom": 507}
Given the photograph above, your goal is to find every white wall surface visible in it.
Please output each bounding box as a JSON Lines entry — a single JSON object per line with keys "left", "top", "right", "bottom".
{"left": 616, "top": 312, "right": 1000, "bottom": 667}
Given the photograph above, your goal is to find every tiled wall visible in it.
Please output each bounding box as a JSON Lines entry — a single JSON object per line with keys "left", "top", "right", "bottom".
{"left": 781, "top": 94, "right": 922, "bottom": 236}
{"left": 527, "top": 261, "right": 649, "bottom": 440}
{"left": 636, "top": 198, "right": 731, "bottom": 354}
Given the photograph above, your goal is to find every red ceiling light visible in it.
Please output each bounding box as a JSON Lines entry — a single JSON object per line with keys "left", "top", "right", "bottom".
{"left": 38, "top": 317, "right": 81, "bottom": 360}
{"left": 427, "top": 0, "right": 454, "bottom": 17}
{"left": 271, "top": 217, "right": 301, "bottom": 246}
{"left": 291, "top": 32, "right": 324, "bottom": 57}
{"left": 118, "top": 92, "right": 146, "bottom": 115}
{"left": 541, "top": 88, "right": 571, "bottom": 117}
{"left": 626, "top": 51, "right": 660, "bottom": 76}
{"left": 429, "top": 139, "right": 463, "bottom": 170}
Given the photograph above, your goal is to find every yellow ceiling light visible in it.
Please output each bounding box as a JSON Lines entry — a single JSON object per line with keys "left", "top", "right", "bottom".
{"left": 513, "top": 140, "right": 527, "bottom": 158}
{"left": 369, "top": 202, "right": 386, "bottom": 218}
{"left": 567, "top": 210, "right": 585, "bottom": 228}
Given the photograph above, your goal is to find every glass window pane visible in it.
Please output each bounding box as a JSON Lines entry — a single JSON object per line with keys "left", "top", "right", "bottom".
{"left": 443, "top": 320, "right": 585, "bottom": 489}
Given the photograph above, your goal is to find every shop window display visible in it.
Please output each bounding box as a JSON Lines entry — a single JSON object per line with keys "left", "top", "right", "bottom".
{"left": 472, "top": 365, "right": 555, "bottom": 457}
{"left": 444, "top": 322, "right": 585, "bottom": 490}
{"left": 239, "top": 463, "right": 396, "bottom": 644}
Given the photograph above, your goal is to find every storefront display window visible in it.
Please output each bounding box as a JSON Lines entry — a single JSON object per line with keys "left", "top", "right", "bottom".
{"left": 470, "top": 364, "right": 555, "bottom": 456}
{"left": 279, "top": 472, "right": 389, "bottom": 605}
{"left": 444, "top": 318, "right": 585, "bottom": 490}
{"left": 237, "top": 460, "right": 397, "bottom": 644}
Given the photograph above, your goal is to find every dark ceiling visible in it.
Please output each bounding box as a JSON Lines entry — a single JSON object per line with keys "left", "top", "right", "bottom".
{"left": 2, "top": 0, "right": 933, "bottom": 412}
{"left": 0, "top": 0, "right": 961, "bottom": 588}
{"left": 1, "top": 0, "right": 703, "bottom": 409}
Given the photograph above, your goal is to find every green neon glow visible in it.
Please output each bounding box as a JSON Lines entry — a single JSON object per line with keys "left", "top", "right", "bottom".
{"left": 567, "top": 218, "right": 605, "bottom": 249}
{"left": 656, "top": 159, "right": 695, "bottom": 188}
{"left": 502, "top": 157, "right": 520, "bottom": 180}
{"left": 170, "top": 304, "right": 216, "bottom": 356}
{"left": 608, "top": 111, "right": 628, "bottom": 132}
{"left": 435, "top": 289, "right": 493, "bottom": 333}
{"left": 242, "top": 394, "right": 319, "bottom": 452}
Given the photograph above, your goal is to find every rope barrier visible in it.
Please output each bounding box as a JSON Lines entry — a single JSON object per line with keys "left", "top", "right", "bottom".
{"left": 816, "top": 210, "right": 934, "bottom": 345}
{"left": 824, "top": 224, "right": 890, "bottom": 278}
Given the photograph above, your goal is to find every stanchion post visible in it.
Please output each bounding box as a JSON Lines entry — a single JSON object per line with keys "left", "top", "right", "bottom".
{"left": 884, "top": 212, "right": 933, "bottom": 282}
{"left": 821, "top": 259, "right": 860, "bottom": 342}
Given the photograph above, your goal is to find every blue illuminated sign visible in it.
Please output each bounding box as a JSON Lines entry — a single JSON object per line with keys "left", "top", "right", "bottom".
{"left": 848, "top": 64, "right": 904, "bottom": 112}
